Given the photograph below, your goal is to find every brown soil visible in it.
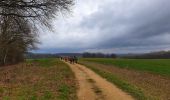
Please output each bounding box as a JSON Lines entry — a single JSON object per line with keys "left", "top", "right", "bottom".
{"left": 65, "top": 62, "right": 134, "bottom": 100}
{"left": 82, "top": 61, "right": 170, "bottom": 100}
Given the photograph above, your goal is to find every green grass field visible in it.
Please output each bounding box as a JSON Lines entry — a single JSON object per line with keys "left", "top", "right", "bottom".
{"left": 81, "top": 58, "right": 170, "bottom": 76}
{"left": 0, "top": 58, "right": 77, "bottom": 100}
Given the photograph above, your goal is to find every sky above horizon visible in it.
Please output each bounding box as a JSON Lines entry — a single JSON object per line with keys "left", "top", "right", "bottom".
{"left": 34, "top": 0, "right": 170, "bottom": 54}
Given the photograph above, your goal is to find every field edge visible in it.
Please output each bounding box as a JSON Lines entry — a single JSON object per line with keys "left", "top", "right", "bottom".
{"left": 79, "top": 61, "right": 150, "bottom": 100}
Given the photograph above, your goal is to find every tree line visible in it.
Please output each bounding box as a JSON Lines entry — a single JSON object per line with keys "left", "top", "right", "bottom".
{"left": 26, "top": 52, "right": 59, "bottom": 59}
{"left": 121, "top": 51, "right": 170, "bottom": 59}
{"left": 0, "top": 0, "right": 74, "bottom": 66}
{"left": 26, "top": 52, "right": 117, "bottom": 59}
{"left": 82, "top": 52, "right": 117, "bottom": 58}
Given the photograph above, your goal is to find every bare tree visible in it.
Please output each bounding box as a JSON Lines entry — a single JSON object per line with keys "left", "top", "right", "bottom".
{"left": 0, "top": 0, "right": 73, "bottom": 27}
{"left": 0, "top": 0, "right": 74, "bottom": 65}
{"left": 0, "top": 15, "right": 38, "bottom": 65}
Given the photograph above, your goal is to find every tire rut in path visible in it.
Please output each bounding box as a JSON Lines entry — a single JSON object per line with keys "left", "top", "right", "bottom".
{"left": 65, "top": 62, "right": 134, "bottom": 100}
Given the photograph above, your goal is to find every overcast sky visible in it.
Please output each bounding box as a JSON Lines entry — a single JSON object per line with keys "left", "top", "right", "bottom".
{"left": 34, "top": 0, "right": 170, "bottom": 54}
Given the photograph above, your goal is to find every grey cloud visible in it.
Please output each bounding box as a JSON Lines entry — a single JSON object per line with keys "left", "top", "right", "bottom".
{"left": 37, "top": 0, "right": 170, "bottom": 53}
{"left": 79, "top": 0, "right": 170, "bottom": 51}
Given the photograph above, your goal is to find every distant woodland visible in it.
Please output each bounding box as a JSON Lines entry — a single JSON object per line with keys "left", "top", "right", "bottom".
{"left": 26, "top": 51, "right": 170, "bottom": 59}
{"left": 120, "top": 51, "right": 170, "bottom": 59}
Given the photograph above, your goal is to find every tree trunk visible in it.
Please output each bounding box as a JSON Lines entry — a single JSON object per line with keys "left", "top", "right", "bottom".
{"left": 0, "top": 48, "right": 5, "bottom": 66}
{"left": 3, "top": 49, "right": 8, "bottom": 65}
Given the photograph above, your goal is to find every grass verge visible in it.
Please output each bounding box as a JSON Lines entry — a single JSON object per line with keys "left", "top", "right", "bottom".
{"left": 0, "top": 58, "right": 77, "bottom": 100}
{"left": 79, "top": 61, "right": 149, "bottom": 100}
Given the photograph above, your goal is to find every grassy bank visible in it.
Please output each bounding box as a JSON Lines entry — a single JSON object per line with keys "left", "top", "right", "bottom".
{"left": 82, "top": 58, "right": 170, "bottom": 76}
{"left": 0, "top": 58, "right": 77, "bottom": 100}
{"left": 79, "top": 61, "right": 150, "bottom": 100}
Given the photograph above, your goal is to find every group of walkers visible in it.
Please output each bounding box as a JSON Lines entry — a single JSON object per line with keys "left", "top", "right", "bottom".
{"left": 60, "top": 56, "right": 78, "bottom": 64}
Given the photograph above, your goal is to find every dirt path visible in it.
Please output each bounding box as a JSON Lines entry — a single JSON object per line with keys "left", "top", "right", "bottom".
{"left": 65, "top": 62, "right": 134, "bottom": 100}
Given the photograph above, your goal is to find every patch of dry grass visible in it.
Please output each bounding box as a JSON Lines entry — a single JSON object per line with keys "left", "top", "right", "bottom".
{"left": 80, "top": 61, "right": 170, "bottom": 100}
{"left": 0, "top": 59, "right": 77, "bottom": 100}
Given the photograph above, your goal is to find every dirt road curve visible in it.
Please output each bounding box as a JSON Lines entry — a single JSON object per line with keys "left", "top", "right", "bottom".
{"left": 65, "top": 62, "right": 134, "bottom": 100}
